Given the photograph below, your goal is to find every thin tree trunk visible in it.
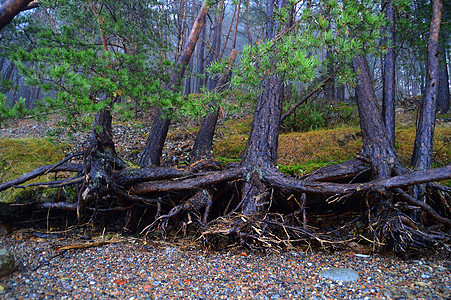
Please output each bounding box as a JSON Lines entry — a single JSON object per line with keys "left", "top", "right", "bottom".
{"left": 337, "top": 84, "right": 345, "bottom": 102}
{"left": 220, "top": 1, "right": 239, "bottom": 58}
{"left": 245, "top": 0, "right": 253, "bottom": 45}
{"left": 196, "top": 14, "right": 206, "bottom": 92}
{"left": 325, "top": 50, "right": 335, "bottom": 102}
{"left": 437, "top": 35, "right": 450, "bottom": 113}
{"left": 207, "top": 0, "right": 224, "bottom": 90}
{"left": 382, "top": 0, "right": 396, "bottom": 146}
{"left": 411, "top": 0, "right": 443, "bottom": 170}
{"left": 139, "top": 0, "right": 211, "bottom": 167}
{"left": 191, "top": 49, "right": 237, "bottom": 161}
{"left": 231, "top": 0, "right": 241, "bottom": 50}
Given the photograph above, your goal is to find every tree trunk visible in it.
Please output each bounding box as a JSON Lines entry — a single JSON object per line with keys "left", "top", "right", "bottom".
{"left": 411, "top": 0, "right": 443, "bottom": 170}
{"left": 325, "top": 68, "right": 335, "bottom": 102}
{"left": 382, "top": 0, "right": 396, "bottom": 146}
{"left": 80, "top": 107, "right": 124, "bottom": 215}
{"left": 266, "top": 0, "right": 276, "bottom": 40}
{"left": 0, "top": 0, "right": 33, "bottom": 31}
{"left": 191, "top": 49, "right": 237, "bottom": 161}
{"left": 241, "top": 76, "right": 284, "bottom": 215}
{"left": 354, "top": 55, "right": 403, "bottom": 179}
{"left": 206, "top": 0, "right": 224, "bottom": 90}
{"left": 245, "top": 0, "right": 253, "bottom": 45}
{"left": 437, "top": 35, "right": 450, "bottom": 113}
{"left": 196, "top": 15, "right": 206, "bottom": 92}
{"left": 337, "top": 84, "right": 345, "bottom": 102}
{"left": 139, "top": 0, "right": 211, "bottom": 167}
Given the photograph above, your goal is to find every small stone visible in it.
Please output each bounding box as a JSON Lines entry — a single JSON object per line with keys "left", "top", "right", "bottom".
{"left": 354, "top": 254, "right": 370, "bottom": 258}
{"left": 319, "top": 268, "right": 359, "bottom": 282}
{"left": 0, "top": 224, "right": 10, "bottom": 236}
{"left": 415, "top": 281, "right": 428, "bottom": 287}
{"left": 0, "top": 249, "right": 15, "bottom": 278}
{"left": 382, "top": 290, "right": 394, "bottom": 299}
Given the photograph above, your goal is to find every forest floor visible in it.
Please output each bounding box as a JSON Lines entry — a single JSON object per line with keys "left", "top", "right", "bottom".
{"left": 0, "top": 109, "right": 450, "bottom": 299}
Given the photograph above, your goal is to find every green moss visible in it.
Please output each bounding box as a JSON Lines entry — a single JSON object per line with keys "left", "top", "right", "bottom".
{"left": 0, "top": 138, "right": 70, "bottom": 202}
{"left": 214, "top": 134, "right": 248, "bottom": 159}
{"left": 214, "top": 125, "right": 450, "bottom": 181}
{"left": 216, "top": 157, "right": 241, "bottom": 164}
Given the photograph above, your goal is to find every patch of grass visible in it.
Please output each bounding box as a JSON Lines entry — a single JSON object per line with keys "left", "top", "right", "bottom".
{"left": 0, "top": 138, "right": 70, "bottom": 202}
{"left": 278, "top": 127, "right": 362, "bottom": 166}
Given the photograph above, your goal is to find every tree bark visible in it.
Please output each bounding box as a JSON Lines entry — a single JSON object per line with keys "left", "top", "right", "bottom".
{"left": 437, "top": 35, "right": 450, "bottom": 113}
{"left": 245, "top": 0, "right": 253, "bottom": 45}
{"left": 382, "top": 0, "right": 396, "bottom": 146}
{"left": 0, "top": 0, "right": 33, "bottom": 31}
{"left": 195, "top": 14, "right": 206, "bottom": 92}
{"left": 191, "top": 49, "right": 237, "bottom": 161}
{"left": 241, "top": 76, "right": 284, "bottom": 215}
{"left": 139, "top": 0, "right": 211, "bottom": 167}
{"left": 80, "top": 107, "right": 124, "bottom": 212}
{"left": 206, "top": 0, "right": 224, "bottom": 90}
{"left": 354, "top": 55, "right": 403, "bottom": 179}
{"left": 411, "top": 0, "right": 443, "bottom": 170}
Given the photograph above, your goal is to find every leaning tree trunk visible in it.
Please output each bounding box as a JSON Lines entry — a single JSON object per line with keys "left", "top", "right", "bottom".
{"left": 191, "top": 49, "right": 237, "bottom": 161}
{"left": 411, "top": 0, "right": 443, "bottom": 171}
{"left": 0, "top": 0, "right": 34, "bottom": 31}
{"left": 139, "top": 0, "right": 211, "bottom": 167}
{"left": 354, "top": 55, "right": 404, "bottom": 180}
{"left": 382, "top": 0, "right": 396, "bottom": 146}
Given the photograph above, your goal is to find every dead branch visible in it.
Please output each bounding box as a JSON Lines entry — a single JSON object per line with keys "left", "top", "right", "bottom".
{"left": 131, "top": 168, "right": 243, "bottom": 193}
{"left": 0, "top": 163, "right": 83, "bottom": 192}
{"left": 394, "top": 188, "right": 451, "bottom": 227}
{"left": 15, "top": 176, "right": 84, "bottom": 189}
{"left": 264, "top": 165, "right": 451, "bottom": 196}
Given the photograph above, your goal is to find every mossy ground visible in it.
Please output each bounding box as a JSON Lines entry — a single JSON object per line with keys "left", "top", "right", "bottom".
{"left": 0, "top": 138, "right": 70, "bottom": 202}
{"left": 214, "top": 117, "right": 451, "bottom": 179}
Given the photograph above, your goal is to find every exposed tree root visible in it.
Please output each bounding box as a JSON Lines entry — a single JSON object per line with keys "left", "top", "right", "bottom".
{"left": 1, "top": 149, "right": 450, "bottom": 253}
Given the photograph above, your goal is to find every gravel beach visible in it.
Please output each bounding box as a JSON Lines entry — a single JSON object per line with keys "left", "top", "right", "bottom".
{"left": 0, "top": 232, "right": 450, "bottom": 299}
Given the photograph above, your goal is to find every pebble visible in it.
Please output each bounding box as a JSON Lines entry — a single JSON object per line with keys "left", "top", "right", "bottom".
{"left": 0, "top": 248, "right": 15, "bottom": 278}
{"left": 319, "top": 268, "right": 359, "bottom": 282}
{"left": 0, "top": 234, "right": 450, "bottom": 299}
